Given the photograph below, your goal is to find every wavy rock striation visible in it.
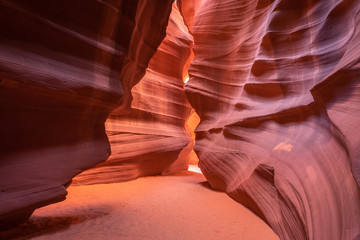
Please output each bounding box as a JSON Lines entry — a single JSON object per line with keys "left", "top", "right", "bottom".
{"left": 182, "top": 0, "right": 360, "bottom": 239}
{"left": 74, "top": 4, "right": 194, "bottom": 185}
{"left": 0, "top": 0, "right": 172, "bottom": 229}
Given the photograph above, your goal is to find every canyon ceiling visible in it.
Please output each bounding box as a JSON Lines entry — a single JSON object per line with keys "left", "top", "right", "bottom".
{"left": 1, "top": 0, "right": 360, "bottom": 239}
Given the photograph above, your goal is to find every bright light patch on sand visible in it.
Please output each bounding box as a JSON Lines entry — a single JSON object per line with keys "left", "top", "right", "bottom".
{"left": 188, "top": 164, "right": 202, "bottom": 174}
{"left": 184, "top": 73, "right": 189, "bottom": 83}
{"left": 184, "top": 76, "right": 189, "bottom": 83}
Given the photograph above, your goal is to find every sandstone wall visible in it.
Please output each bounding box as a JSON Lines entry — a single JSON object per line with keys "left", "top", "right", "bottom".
{"left": 0, "top": 0, "right": 172, "bottom": 229}
{"left": 74, "top": 4, "right": 194, "bottom": 185}
{"left": 181, "top": 0, "right": 360, "bottom": 239}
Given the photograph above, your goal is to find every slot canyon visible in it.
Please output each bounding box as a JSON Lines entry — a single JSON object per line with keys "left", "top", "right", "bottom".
{"left": 1, "top": 0, "right": 360, "bottom": 239}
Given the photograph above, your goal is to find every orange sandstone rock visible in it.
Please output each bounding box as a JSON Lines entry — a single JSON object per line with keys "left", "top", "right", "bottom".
{"left": 183, "top": 0, "right": 360, "bottom": 239}
{"left": 74, "top": 3, "right": 194, "bottom": 185}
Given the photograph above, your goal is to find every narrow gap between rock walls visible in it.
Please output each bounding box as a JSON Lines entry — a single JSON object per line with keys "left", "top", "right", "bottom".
{"left": 183, "top": 72, "right": 202, "bottom": 174}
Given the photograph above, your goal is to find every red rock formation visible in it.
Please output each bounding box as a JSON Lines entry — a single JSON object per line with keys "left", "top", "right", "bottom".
{"left": 74, "top": 3, "right": 194, "bottom": 185}
{"left": 2, "top": 0, "right": 360, "bottom": 238}
{"left": 182, "top": 0, "right": 360, "bottom": 239}
{"left": 0, "top": 0, "right": 172, "bottom": 229}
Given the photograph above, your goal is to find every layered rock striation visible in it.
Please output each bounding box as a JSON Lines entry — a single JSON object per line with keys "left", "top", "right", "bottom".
{"left": 182, "top": 0, "right": 360, "bottom": 239}
{"left": 2, "top": 0, "right": 360, "bottom": 238}
{"left": 0, "top": 0, "right": 172, "bottom": 229}
{"left": 74, "top": 3, "right": 194, "bottom": 185}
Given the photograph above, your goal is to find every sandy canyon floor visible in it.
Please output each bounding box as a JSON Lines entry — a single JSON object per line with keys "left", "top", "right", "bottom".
{"left": 1, "top": 168, "right": 279, "bottom": 240}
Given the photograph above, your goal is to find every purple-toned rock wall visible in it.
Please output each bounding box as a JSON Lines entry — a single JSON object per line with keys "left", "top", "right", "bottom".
{"left": 0, "top": 0, "right": 172, "bottom": 229}
{"left": 180, "top": 0, "right": 360, "bottom": 239}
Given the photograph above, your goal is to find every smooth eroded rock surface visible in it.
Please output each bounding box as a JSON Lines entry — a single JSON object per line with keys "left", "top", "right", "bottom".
{"left": 73, "top": 3, "right": 194, "bottom": 185}
{"left": 182, "top": 0, "right": 360, "bottom": 239}
{"left": 0, "top": 0, "right": 172, "bottom": 229}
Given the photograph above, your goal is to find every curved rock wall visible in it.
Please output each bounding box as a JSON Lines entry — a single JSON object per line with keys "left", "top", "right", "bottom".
{"left": 2, "top": 0, "right": 360, "bottom": 238}
{"left": 0, "top": 0, "right": 172, "bottom": 229}
{"left": 74, "top": 3, "right": 194, "bottom": 185}
{"left": 182, "top": 0, "right": 360, "bottom": 239}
